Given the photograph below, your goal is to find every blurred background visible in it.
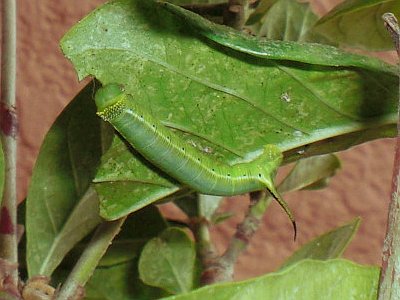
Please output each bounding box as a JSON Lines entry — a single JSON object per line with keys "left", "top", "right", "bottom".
{"left": 14, "top": 0, "right": 397, "bottom": 280}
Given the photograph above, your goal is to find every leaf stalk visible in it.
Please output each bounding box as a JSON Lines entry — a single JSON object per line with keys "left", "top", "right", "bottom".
{"left": 0, "top": 0, "right": 18, "bottom": 287}
{"left": 55, "top": 218, "right": 126, "bottom": 300}
{"left": 378, "top": 12, "right": 400, "bottom": 300}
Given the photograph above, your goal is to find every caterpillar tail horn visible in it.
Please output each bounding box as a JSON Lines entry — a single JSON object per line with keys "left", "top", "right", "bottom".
{"left": 267, "top": 184, "right": 297, "bottom": 241}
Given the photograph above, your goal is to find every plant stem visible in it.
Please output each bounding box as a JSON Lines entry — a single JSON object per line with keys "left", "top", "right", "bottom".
{"left": 378, "top": 13, "right": 400, "bottom": 300}
{"left": 201, "top": 191, "right": 272, "bottom": 284}
{"left": 55, "top": 218, "right": 126, "bottom": 300}
{"left": 0, "top": 0, "right": 18, "bottom": 287}
{"left": 223, "top": 0, "right": 251, "bottom": 30}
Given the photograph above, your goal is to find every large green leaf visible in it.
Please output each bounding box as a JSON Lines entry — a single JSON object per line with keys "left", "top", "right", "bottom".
{"left": 61, "top": 0, "right": 398, "bottom": 220}
{"left": 160, "top": 1, "right": 397, "bottom": 72}
{"left": 312, "top": 0, "right": 400, "bottom": 51}
{"left": 163, "top": 259, "right": 379, "bottom": 300}
{"left": 139, "top": 227, "right": 196, "bottom": 294}
{"left": 26, "top": 83, "right": 112, "bottom": 277}
{"left": 280, "top": 218, "right": 361, "bottom": 269}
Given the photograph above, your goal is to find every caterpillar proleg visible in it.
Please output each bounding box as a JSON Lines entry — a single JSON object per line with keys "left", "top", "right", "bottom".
{"left": 95, "top": 84, "right": 296, "bottom": 236}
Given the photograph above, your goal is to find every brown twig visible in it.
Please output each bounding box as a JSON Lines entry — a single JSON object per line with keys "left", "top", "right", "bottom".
{"left": 200, "top": 191, "right": 271, "bottom": 284}
{"left": 223, "top": 0, "right": 256, "bottom": 30}
{"left": 378, "top": 13, "right": 400, "bottom": 300}
{"left": 0, "top": 0, "right": 18, "bottom": 288}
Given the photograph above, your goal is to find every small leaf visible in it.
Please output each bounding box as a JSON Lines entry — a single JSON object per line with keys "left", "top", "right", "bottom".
{"left": 278, "top": 154, "right": 341, "bottom": 193}
{"left": 163, "top": 259, "right": 379, "bottom": 300}
{"left": 26, "top": 82, "right": 110, "bottom": 277}
{"left": 139, "top": 227, "right": 195, "bottom": 294}
{"left": 54, "top": 259, "right": 168, "bottom": 300}
{"left": 87, "top": 260, "right": 167, "bottom": 300}
{"left": 211, "top": 211, "right": 234, "bottom": 224}
{"left": 312, "top": 0, "right": 400, "bottom": 51}
{"left": 246, "top": 0, "right": 321, "bottom": 42}
{"left": 280, "top": 218, "right": 361, "bottom": 269}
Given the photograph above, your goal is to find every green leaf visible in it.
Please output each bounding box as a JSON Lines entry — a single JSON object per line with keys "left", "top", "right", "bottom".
{"left": 138, "top": 227, "right": 196, "bottom": 294}
{"left": 62, "top": 205, "right": 167, "bottom": 268}
{"left": 278, "top": 154, "right": 341, "bottom": 193}
{"left": 312, "top": 0, "right": 400, "bottom": 51}
{"left": 160, "top": 1, "right": 397, "bottom": 72}
{"left": 52, "top": 206, "right": 168, "bottom": 300}
{"left": 26, "top": 82, "right": 111, "bottom": 277}
{"left": 86, "top": 260, "right": 167, "bottom": 300}
{"left": 211, "top": 211, "right": 234, "bottom": 224}
{"left": 53, "top": 258, "right": 167, "bottom": 300}
{"left": 0, "top": 292, "right": 20, "bottom": 300}
{"left": 246, "top": 0, "right": 321, "bottom": 42}
{"left": 94, "top": 136, "right": 180, "bottom": 219}
{"left": 61, "top": 0, "right": 398, "bottom": 219}
{"left": 280, "top": 218, "right": 361, "bottom": 269}
{"left": 102, "top": 205, "right": 168, "bottom": 266}
{"left": 163, "top": 259, "right": 379, "bottom": 300}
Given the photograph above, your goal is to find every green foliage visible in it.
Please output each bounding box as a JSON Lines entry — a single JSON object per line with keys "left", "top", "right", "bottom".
{"left": 163, "top": 259, "right": 379, "bottom": 300}
{"left": 280, "top": 218, "right": 361, "bottom": 269}
{"left": 94, "top": 135, "right": 180, "bottom": 220}
{"left": 60, "top": 0, "right": 398, "bottom": 219}
{"left": 139, "top": 228, "right": 196, "bottom": 294}
{"left": 313, "top": 0, "right": 400, "bottom": 50}
{"left": 83, "top": 260, "right": 167, "bottom": 300}
{"left": 278, "top": 154, "right": 341, "bottom": 193}
{"left": 25, "top": 83, "right": 111, "bottom": 277}
{"left": 53, "top": 205, "right": 168, "bottom": 299}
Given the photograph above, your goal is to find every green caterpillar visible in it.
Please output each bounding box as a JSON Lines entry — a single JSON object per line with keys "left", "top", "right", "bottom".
{"left": 95, "top": 84, "right": 295, "bottom": 234}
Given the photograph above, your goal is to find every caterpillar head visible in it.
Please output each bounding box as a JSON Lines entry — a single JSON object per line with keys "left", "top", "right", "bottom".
{"left": 95, "top": 84, "right": 126, "bottom": 121}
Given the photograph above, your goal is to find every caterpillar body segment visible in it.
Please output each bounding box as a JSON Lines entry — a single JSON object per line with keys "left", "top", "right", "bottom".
{"left": 95, "top": 84, "right": 296, "bottom": 235}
